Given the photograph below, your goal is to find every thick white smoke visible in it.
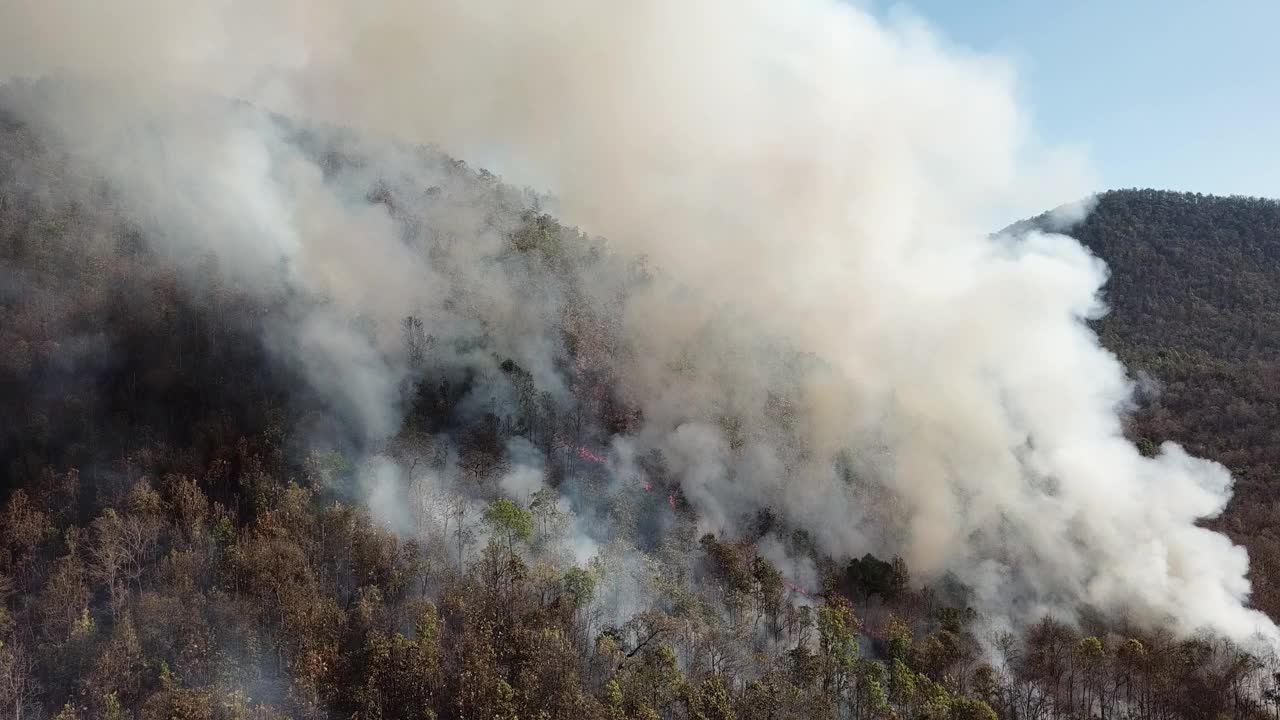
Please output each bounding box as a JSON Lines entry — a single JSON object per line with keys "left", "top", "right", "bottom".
{"left": 2, "top": 0, "right": 1273, "bottom": 645}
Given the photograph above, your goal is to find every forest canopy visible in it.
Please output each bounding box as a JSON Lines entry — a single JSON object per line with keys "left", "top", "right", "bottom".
{"left": 1, "top": 81, "right": 1279, "bottom": 720}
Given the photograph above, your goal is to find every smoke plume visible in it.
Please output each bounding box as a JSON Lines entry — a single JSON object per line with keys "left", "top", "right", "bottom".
{"left": 1, "top": 0, "right": 1273, "bottom": 646}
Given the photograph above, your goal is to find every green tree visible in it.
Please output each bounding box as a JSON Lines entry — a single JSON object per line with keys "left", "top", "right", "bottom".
{"left": 950, "top": 696, "right": 998, "bottom": 720}
{"left": 817, "top": 597, "right": 861, "bottom": 697}
{"left": 884, "top": 615, "right": 912, "bottom": 663}
{"left": 562, "top": 566, "right": 596, "bottom": 608}
{"left": 483, "top": 498, "right": 533, "bottom": 555}
{"left": 686, "top": 674, "right": 736, "bottom": 720}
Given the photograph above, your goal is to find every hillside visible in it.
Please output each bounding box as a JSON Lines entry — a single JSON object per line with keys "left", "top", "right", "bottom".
{"left": 1022, "top": 190, "right": 1280, "bottom": 618}
{"left": 0, "top": 86, "right": 1277, "bottom": 720}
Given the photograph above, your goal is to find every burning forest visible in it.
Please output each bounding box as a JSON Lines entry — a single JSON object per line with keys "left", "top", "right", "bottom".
{"left": 0, "top": 1, "right": 1278, "bottom": 719}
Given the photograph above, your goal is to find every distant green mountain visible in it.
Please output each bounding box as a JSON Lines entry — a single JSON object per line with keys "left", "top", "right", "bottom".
{"left": 1022, "top": 189, "right": 1280, "bottom": 617}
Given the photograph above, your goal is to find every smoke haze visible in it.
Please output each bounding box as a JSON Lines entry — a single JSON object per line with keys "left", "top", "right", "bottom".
{"left": 1, "top": 0, "right": 1273, "bottom": 646}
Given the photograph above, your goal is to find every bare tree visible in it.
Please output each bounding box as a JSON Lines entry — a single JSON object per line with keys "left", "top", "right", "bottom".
{"left": 0, "top": 641, "right": 40, "bottom": 720}
{"left": 89, "top": 507, "right": 161, "bottom": 615}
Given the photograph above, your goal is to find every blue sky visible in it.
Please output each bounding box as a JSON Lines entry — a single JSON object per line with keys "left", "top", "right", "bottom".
{"left": 888, "top": 0, "right": 1280, "bottom": 199}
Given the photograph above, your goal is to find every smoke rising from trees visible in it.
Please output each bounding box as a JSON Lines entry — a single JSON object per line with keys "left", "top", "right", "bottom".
{"left": 1, "top": 0, "right": 1273, "bottom": 648}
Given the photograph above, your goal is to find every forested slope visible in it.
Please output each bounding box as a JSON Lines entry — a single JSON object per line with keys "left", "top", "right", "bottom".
{"left": 1021, "top": 190, "right": 1280, "bottom": 619}
{"left": 1, "top": 88, "right": 1277, "bottom": 720}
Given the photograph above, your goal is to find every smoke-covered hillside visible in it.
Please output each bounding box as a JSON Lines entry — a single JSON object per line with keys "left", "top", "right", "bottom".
{"left": 1, "top": 1, "right": 1279, "bottom": 718}
{"left": 1, "top": 82, "right": 1279, "bottom": 719}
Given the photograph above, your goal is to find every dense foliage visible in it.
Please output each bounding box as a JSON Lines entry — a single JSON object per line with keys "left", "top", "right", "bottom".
{"left": 2, "top": 96, "right": 1279, "bottom": 719}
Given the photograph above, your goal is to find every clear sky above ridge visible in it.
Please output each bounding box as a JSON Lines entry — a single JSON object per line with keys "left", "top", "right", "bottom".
{"left": 890, "top": 0, "right": 1280, "bottom": 200}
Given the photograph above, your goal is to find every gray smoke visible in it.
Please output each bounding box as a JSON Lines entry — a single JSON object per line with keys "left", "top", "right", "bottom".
{"left": 1, "top": 0, "right": 1273, "bottom": 646}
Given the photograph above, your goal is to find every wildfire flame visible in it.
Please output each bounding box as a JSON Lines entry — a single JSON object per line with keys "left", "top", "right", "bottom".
{"left": 782, "top": 577, "right": 810, "bottom": 597}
